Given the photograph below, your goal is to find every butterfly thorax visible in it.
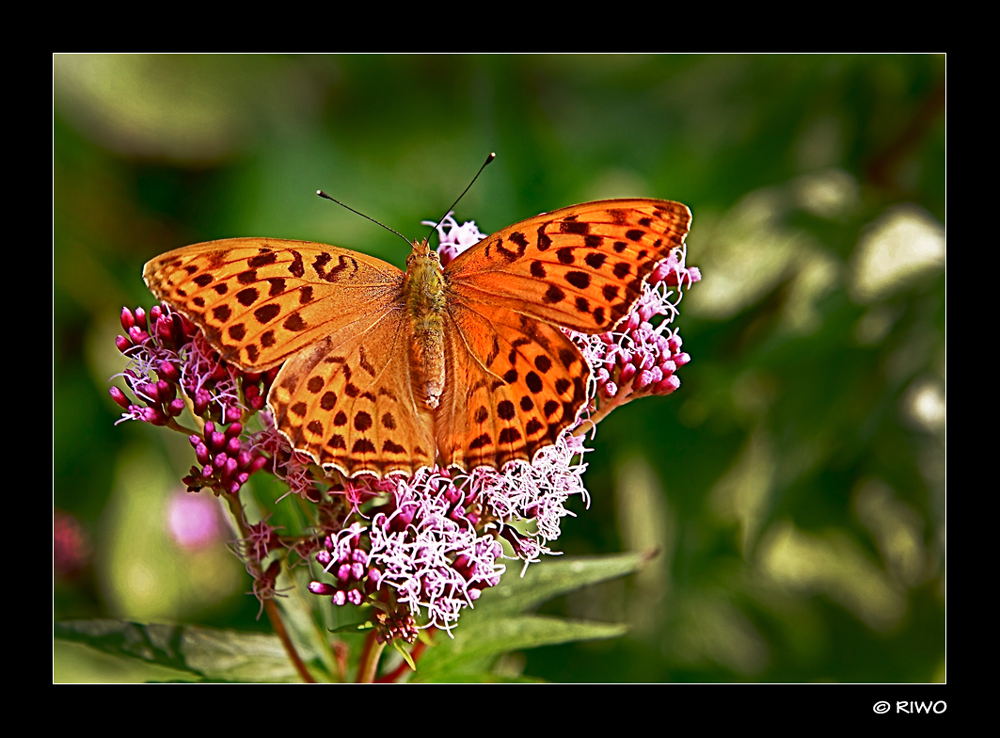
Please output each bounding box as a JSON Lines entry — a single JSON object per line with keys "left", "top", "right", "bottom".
{"left": 404, "top": 239, "right": 447, "bottom": 410}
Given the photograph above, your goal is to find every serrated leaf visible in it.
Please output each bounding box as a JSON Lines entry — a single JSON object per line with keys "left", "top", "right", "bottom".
{"left": 54, "top": 620, "right": 307, "bottom": 683}
{"left": 412, "top": 615, "right": 627, "bottom": 681}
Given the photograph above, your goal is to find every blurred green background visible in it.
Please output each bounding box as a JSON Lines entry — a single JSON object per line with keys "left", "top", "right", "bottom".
{"left": 54, "top": 54, "right": 945, "bottom": 682}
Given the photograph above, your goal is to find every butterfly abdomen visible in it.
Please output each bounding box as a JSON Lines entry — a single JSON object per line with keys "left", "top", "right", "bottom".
{"left": 404, "top": 241, "right": 447, "bottom": 410}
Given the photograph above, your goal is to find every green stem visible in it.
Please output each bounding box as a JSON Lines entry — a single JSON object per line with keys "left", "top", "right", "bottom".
{"left": 222, "top": 492, "right": 315, "bottom": 683}
{"left": 356, "top": 629, "right": 385, "bottom": 683}
{"left": 264, "top": 598, "right": 316, "bottom": 683}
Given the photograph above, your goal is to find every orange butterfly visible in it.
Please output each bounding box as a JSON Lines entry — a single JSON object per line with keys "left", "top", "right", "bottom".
{"left": 144, "top": 199, "right": 691, "bottom": 478}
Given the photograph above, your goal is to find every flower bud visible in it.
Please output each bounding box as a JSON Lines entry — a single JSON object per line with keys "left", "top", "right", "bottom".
{"left": 308, "top": 581, "right": 335, "bottom": 596}
{"left": 120, "top": 307, "right": 135, "bottom": 331}
{"left": 109, "top": 387, "right": 131, "bottom": 409}
{"left": 158, "top": 360, "right": 180, "bottom": 382}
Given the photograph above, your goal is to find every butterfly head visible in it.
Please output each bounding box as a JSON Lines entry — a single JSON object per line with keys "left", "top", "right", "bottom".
{"left": 406, "top": 239, "right": 442, "bottom": 277}
{"left": 408, "top": 238, "right": 437, "bottom": 260}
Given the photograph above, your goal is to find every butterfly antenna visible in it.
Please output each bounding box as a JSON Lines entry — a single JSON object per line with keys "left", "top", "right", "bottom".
{"left": 316, "top": 190, "right": 414, "bottom": 248}
{"left": 426, "top": 152, "right": 496, "bottom": 241}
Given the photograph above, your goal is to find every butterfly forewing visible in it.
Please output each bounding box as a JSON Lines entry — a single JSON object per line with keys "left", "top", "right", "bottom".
{"left": 444, "top": 199, "right": 691, "bottom": 333}
{"left": 143, "top": 238, "right": 405, "bottom": 371}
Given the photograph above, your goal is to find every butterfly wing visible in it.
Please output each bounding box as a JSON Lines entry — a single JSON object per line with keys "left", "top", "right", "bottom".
{"left": 445, "top": 199, "right": 691, "bottom": 333}
{"left": 144, "top": 237, "right": 436, "bottom": 477}
{"left": 267, "top": 300, "right": 436, "bottom": 478}
{"left": 437, "top": 299, "right": 588, "bottom": 471}
{"left": 438, "top": 199, "right": 691, "bottom": 470}
{"left": 143, "top": 238, "right": 406, "bottom": 370}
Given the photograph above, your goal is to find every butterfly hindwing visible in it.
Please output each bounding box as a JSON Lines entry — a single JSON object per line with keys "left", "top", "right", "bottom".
{"left": 268, "top": 302, "right": 436, "bottom": 478}
{"left": 437, "top": 298, "right": 588, "bottom": 471}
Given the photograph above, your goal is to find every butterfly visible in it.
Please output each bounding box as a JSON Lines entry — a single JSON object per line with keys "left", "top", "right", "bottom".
{"left": 143, "top": 198, "right": 692, "bottom": 478}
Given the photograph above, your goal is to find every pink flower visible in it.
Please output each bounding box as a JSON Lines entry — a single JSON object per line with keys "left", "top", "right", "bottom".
{"left": 167, "top": 492, "right": 223, "bottom": 549}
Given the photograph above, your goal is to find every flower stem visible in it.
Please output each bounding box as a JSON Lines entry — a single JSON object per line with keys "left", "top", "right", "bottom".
{"left": 222, "top": 492, "right": 315, "bottom": 683}
{"left": 376, "top": 629, "right": 434, "bottom": 682}
{"left": 356, "top": 629, "right": 385, "bottom": 683}
{"left": 263, "top": 598, "right": 316, "bottom": 683}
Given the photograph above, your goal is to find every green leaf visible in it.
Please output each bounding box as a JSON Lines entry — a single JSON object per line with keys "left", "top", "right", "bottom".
{"left": 54, "top": 620, "right": 309, "bottom": 683}
{"left": 467, "top": 550, "right": 655, "bottom": 618}
{"left": 391, "top": 638, "right": 417, "bottom": 671}
{"left": 411, "top": 671, "right": 547, "bottom": 683}
{"left": 412, "top": 615, "right": 627, "bottom": 681}
{"left": 409, "top": 552, "right": 652, "bottom": 681}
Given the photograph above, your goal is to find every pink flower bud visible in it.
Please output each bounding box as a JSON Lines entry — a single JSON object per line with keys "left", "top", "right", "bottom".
{"left": 142, "top": 407, "right": 169, "bottom": 425}
{"left": 337, "top": 563, "right": 352, "bottom": 584}
{"left": 156, "top": 379, "right": 175, "bottom": 402}
{"left": 158, "top": 360, "right": 180, "bottom": 382}
{"left": 210, "top": 430, "right": 226, "bottom": 450}
{"left": 110, "top": 387, "right": 131, "bottom": 409}
{"left": 309, "top": 581, "right": 335, "bottom": 596}
{"left": 633, "top": 369, "right": 654, "bottom": 391}
{"left": 653, "top": 375, "right": 680, "bottom": 395}
{"left": 120, "top": 307, "right": 135, "bottom": 331}
{"left": 156, "top": 318, "right": 174, "bottom": 343}
{"left": 193, "top": 390, "right": 210, "bottom": 416}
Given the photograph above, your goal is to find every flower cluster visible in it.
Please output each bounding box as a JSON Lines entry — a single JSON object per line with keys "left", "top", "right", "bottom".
{"left": 112, "top": 210, "right": 699, "bottom": 652}
{"left": 111, "top": 304, "right": 271, "bottom": 496}
{"left": 366, "top": 471, "right": 505, "bottom": 635}
{"left": 574, "top": 252, "right": 700, "bottom": 421}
